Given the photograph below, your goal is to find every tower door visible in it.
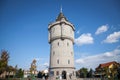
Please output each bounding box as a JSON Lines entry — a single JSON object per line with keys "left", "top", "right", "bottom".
{"left": 62, "top": 71, "right": 66, "bottom": 79}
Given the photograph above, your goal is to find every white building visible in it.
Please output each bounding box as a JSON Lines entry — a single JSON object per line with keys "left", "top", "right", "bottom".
{"left": 24, "top": 70, "right": 38, "bottom": 78}
{"left": 48, "top": 10, "right": 76, "bottom": 80}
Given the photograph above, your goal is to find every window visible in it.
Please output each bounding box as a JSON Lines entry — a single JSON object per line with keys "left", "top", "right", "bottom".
{"left": 57, "top": 59, "right": 59, "bottom": 64}
{"left": 68, "top": 60, "right": 70, "bottom": 64}
{"left": 53, "top": 51, "right": 55, "bottom": 55}
{"left": 56, "top": 71, "right": 59, "bottom": 75}
{"left": 67, "top": 42, "right": 69, "bottom": 46}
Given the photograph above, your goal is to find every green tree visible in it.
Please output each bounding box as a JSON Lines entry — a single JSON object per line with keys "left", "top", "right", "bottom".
{"left": 30, "top": 59, "right": 37, "bottom": 74}
{"left": 87, "top": 68, "right": 94, "bottom": 78}
{"left": 79, "top": 67, "right": 88, "bottom": 78}
{"left": 109, "top": 64, "right": 120, "bottom": 80}
{"left": 15, "top": 68, "right": 24, "bottom": 78}
{"left": 0, "top": 50, "right": 9, "bottom": 75}
{"left": 37, "top": 71, "right": 43, "bottom": 78}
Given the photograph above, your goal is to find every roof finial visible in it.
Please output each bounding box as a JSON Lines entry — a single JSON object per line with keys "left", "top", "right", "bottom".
{"left": 60, "top": 5, "right": 62, "bottom": 13}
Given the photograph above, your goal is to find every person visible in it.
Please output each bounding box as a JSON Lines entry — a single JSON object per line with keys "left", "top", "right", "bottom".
{"left": 45, "top": 73, "right": 48, "bottom": 80}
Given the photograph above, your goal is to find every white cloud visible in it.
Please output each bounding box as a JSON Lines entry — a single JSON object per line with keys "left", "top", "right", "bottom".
{"left": 75, "top": 33, "right": 94, "bottom": 46}
{"left": 34, "top": 57, "right": 45, "bottom": 61}
{"left": 95, "top": 25, "right": 108, "bottom": 35}
{"left": 76, "top": 30, "right": 80, "bottom": 34}
{"left": 103, "top": 31, "right": 120, "bottom": 43}
{"left": 43, "top": 63, "right": 49, "bottom": 67}
{"left": 75, "top": 48, "right": 120, "bottom": 69}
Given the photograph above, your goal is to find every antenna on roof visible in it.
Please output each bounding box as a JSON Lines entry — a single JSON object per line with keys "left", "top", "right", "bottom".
{"left": 60, "top": 5, "right": 62, "bottom": 13}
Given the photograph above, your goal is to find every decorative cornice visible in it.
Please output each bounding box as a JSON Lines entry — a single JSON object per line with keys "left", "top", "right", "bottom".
{"left": 48, "top": 20, "right": 75, "bottom": 31}
{"left": 49, "top": 36, "right": 74, "bottom": 44}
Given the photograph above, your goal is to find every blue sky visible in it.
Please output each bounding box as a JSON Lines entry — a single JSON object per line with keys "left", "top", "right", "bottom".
{"left": 0, "top": 0, "right": 120, "bottom": 70}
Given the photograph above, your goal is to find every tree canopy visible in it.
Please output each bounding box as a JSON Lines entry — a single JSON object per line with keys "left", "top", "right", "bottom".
{"left": 0, "top": 50, "right": 9, "bottom": 75}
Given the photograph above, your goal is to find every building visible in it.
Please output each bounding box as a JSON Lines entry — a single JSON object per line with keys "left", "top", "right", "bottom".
{"left": 95, "top": 61, "right": 120, "bottom": 78}
{"left": 0, "top": 71, "right": 15, "bottom": 78}
{"left": 24, "top": 70, "right": 31, "bottom": 78}
{"left": 96, "top": 61, "right": 120, "bottom": 71}
{"left": 24, "top": 70, "right": 38, "bottom": 78}
{"left": 48, "top": 9, "right": 76, "bottom": 79}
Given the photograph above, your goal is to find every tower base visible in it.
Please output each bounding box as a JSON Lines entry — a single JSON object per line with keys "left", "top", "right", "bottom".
{"left": 49, "top": 67, "right": 76, "bottom": 80}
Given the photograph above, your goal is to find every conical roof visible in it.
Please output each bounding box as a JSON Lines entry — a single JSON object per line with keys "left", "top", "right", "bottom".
{"left": 56, "top": 12, "right": 67, "bottom": 21}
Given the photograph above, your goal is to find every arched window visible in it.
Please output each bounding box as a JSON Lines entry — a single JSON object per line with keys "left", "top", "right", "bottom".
{"left": 58, "top": 42, "right": 59, "bottom": 46}
{"left": 56, "top": 71, "right": 59, "bottom": 75}
{"left": 68, "top": 60, "right": 70, "bottom": 64}
{"left": 67, "top": 42, "right": 69, "bottom": 46}
{"left": 57, "top": 59, "right": 59, "bottom": 64}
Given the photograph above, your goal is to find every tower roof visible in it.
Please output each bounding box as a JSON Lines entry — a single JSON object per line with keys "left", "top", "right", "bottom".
{"left": 56, "top": 12, "right": 67, "bottom": 21}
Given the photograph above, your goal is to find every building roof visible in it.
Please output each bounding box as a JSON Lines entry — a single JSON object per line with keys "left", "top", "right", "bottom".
{"left": 99, "top": 61, "right": 116, "bottom": 68}
{"left": 56, "top": 12, "right": 67, "bottom": 21}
